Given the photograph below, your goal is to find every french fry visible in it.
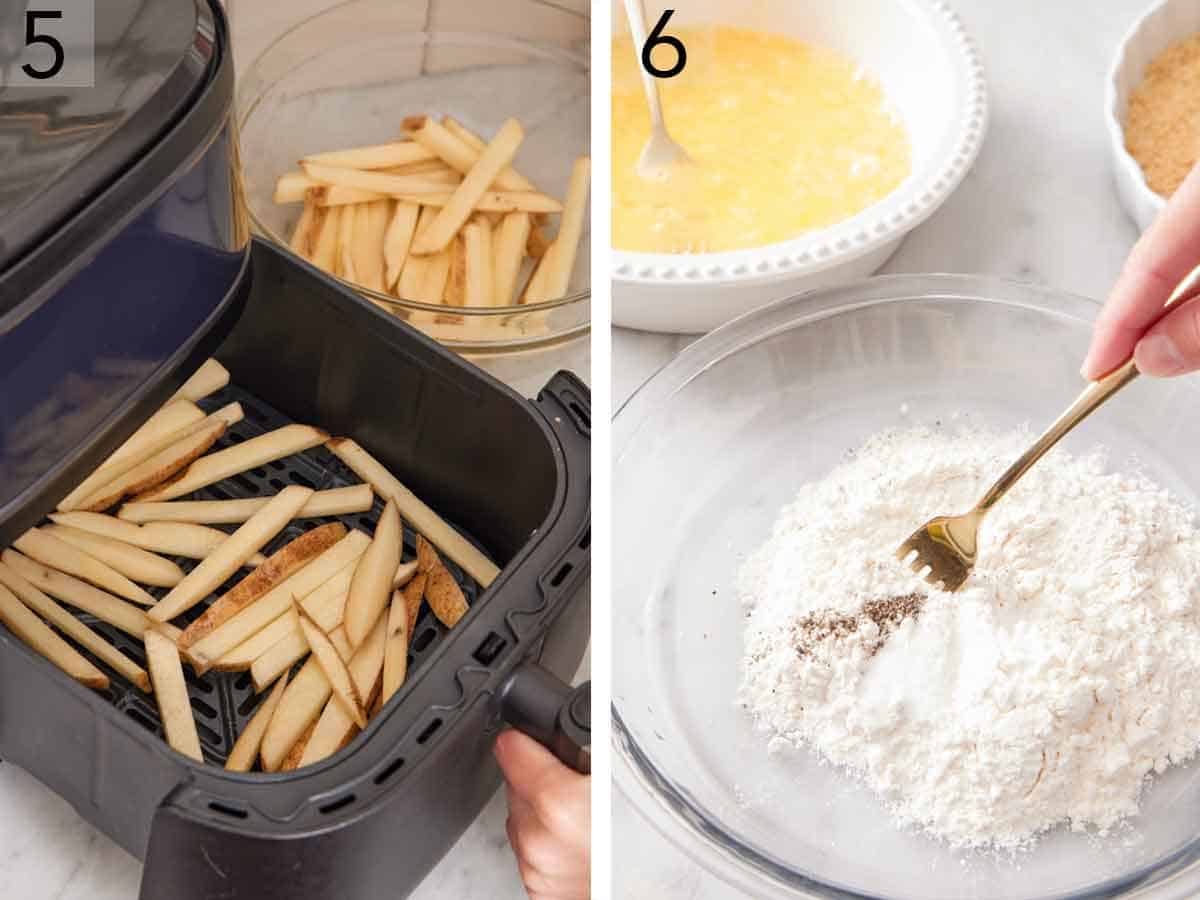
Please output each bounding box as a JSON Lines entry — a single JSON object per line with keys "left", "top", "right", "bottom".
{"left": 403, "top": 571, "right": 426, "bottom": 639}
{"left": 118, "top": 484, "right": 373, "bottom": 525}
{"left": 393, "top": 559, "right": 418, "bottom": 589}
{"left": 463, "top": 222, "right": 493, "bottom": 307}
{"left": 301, "top": 141, "right": 434, "bottom": 170}
{"left": 384, "top": 201, "right": 420, "bottom": 290}
{"left": 148, "top": 486, "right": 314, "bottom": 623}
{"left": 80, "top": 418, "right": 229, "bottom": 511}
{"left": 538, "top": 155, "right": 590, "bottom": 301}
{"left": 145, "top": 630, "right": 203, "bottom": 762}
{"left": 343, "top": 498, "right": 402, "bottom": 648}
{"left": 444, "top": 235, "right": 467, "bottom": 307}
{"left": 353, "top": 198, "right": 391, "bottom": 292}
{"left": 426, "top": 562, "right": 469, "bottom": 627}
{"left": 58, "top": 401, "right": 207, "bottom": 511}
{"left": 308, "top": 185, "right": 384, "bottom": 207}
{"left": 381, "top": 588, "right": 409, "bottom": 705}
{"left": 279, "top": 719, "right": 317, "bottom": 771}
{"left": 225, "top": 671, "right": 289, "bottom": 772}
{"left": 260, "top": 657, "right": 333, "bottom": 771}
{"left": 298, "top": 607, "right": 365, "bottom": 727}
{"left": 408, "top": 116, "right": 536, "bottom": 192}
{"left": 299, "top": 614, "right": 387, "bottom": 767}
{"left": 302, "top": 162, "right": 458, "bottom": 197}
{"left": 0, "top": 561, "right": 151, "bottom": 690}
{"left": 526, "top": 224, "right": 552, "bottom": 259}
{"left": 381, "top": 158, "right": 460, "bottom": 177}
{"left": 311, "top": 204, "right": 341, "bottom": 272}
{"left": 251, "top": 628, "right": 310, "bottom": 692}
{"left": 44, "top": 524, "right": 184, "bottom": 588}
{"left": 134, "top": 425, "right": 328, "bottom": 503}
{"left": 13, "top": 528, "right": 156, "bottom": 606}
{"left": 48, "top": 514, "right": 266, "bottom": 566}
{"left": 172, "top": 359, "right": 230, "bottom": 403}
{"left": 326, "top": 438, "right": 499, "bottom": 587}
{"left": 185, "top": 531, "right": 371, "bottom": 664}
{"left": 300, "top": 562, "right": 355, "bottom": 633}
{"left": 175, "top": 522, "right": 346, "bottom": 645}
{"left": 381, "top": 191, "right": 560, "bottom": 214}
{"left": 398, "top": 207, "right": 437, "bottom": 301}
{"left": 0, "top": 582, "right": 108, "bottom": 690}
{"left": 524, "top": 249, "right": 553, "bottom": 303}
{"left": 493, "top": 212, "right": 532, "bottom": 305}
{"left": 274, "top": 171, "right": 315, "bottom": 204}
{"left": 1, "top": 550, "right": 150, "bottom": 637}
{"left": 337, "top": 201, "right": 358, "bottom": 282}
{"left": 289, "top": 198, "right": 317, "bottom": 257}
{"left": 214, "top": 609, "right": 298, "bottom": 672}
{"left": 410, "top": 119, "right": 525, "bottom": 256}
{"left": 415, "top": 534, "right": 438, "bottom": 574}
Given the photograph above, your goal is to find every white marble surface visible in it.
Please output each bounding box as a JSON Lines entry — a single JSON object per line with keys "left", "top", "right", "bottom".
{"left": 612, "top": 0, "right": 1152, "bottom": 895}
{"left": 0, "top": 3, "right": 588, "bottom": 900}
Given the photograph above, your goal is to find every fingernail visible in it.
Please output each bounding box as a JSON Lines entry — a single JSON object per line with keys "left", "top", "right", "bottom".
{"left": 1135, "top": 333, "right": 1186, "bottom": 377}
{"left": 1079, "top": 350, "right": 1095, "bottom": 381}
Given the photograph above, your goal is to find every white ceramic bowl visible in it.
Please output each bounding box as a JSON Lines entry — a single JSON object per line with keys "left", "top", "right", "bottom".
{"left": 1107, "top": 0, "right": 1199, "bottom": 233}
{"left": 610, "top": 0, "right": 988, "bottom": 334}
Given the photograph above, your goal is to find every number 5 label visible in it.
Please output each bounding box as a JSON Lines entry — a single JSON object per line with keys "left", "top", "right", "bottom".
{"left": 2, "top": 1, "right": 94, "bottom": 88}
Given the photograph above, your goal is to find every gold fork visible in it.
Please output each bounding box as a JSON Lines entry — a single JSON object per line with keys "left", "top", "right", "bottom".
{"left": 898, "top": 263, "right": 1200, "bottom": 591}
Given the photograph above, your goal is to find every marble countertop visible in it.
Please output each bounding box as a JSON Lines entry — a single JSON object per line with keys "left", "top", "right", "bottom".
{"left": 613, "top": 0, "right": 1150, "bottom": 895}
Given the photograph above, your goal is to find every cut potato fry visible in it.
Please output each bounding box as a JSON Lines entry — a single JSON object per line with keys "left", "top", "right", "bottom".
{"left": 58, "top": 401, "right": 206, "bottom": 511}
{"left": 393, "top": 559, "right": 418, "bottom": 589}
{"left": 494, "top": 212, "right": 532, "bottom": 305}
{"left": 526, "top": 224, "right": 552, "bottom": 259}
{"left": 0, "top": 561, "right": 151, "bottom": 691}
{"left": 388, "top": 191, "right": 561, "bottom": 214}
{"left": 225, "top": 671, "right": 289, "bottom": 772}
{"left": 344, "top": 498, "right": 402, "bottom": 648}
{"left": 300, "top": 562, "right": 355, "bottom": 633}
{"left": 1, "top": 550, "right": 150, "bottom": 637}
{"left": 145, "top": 630, "right": 203, "bottom": 762}
{"left": 260, "top": 657, "right": 333, "bottom": 772}
{"left": 538, "top": 155, "right": 590, "bottom": 301}
{"left": 353, "top": 198, "right": 391, "bottom": 292}
{"left": 135, "top": 425, "right": 328, "bottom": 503}
{"left": 311, "top": 204, "right": 341, "bottom": 272}
{"left": 301, "top": 141, "right": 435, "bottom": 170}
{"left": 44, "top": 524, "right": 184, "bottom": 588}
{"left": 445, "top": 234, "right": 467, "bottom": 307}
{"left": 299, "top": 614, "right": 387, "bottom": 767}
{"left": 274, "top": 171, "right": 315, "bottom": 204}
{"left": 403, "top": 571, "right": 427, "bottom": 640}
{"left": 308, "top": 185, "right": 385, "bottom": 207}
{"left": 408, "top": 116, "right": 536, "bottom": 193}
{"left": 381, "top": 588, "right": 409, "bottom": 705}
{"left": 49, "top": 514, "right": 266, "bottom": 566}
{"left": 280, "top": 719, "right": 317, "bottom": 771}
{"left": 426, "top": 562, "right": 469, "bottom": 627}
{"left": 463, "top": 222, "right": 493, "bottom": 308}
{"left": 172, "top": 359, "right": 230, "bottom": 403}
{"left": 384, "top": 201, "right": 420, "bottom": 290}
{"left": 186, "top": 531, "right": 371, "bottom": 664}
{"left": 302, "top": 162, "right": 458, "bottom": 197}
{"left": 336, "top": 201, "right": 358, "bottom": 281}
{"left": 251, "top": 628, "right": 310, "bottom": 693}
{"left": 398, "top": 206, "right": 438, "bottom": 302}
{"left": 0, "top": 582, "right": 108, "bottom": 690}
{"left": 415, "top": 534, "right": 439, "bottom": 574}
{"left": 410, "top": 119, "right": 525, "bottom": 256}
{"left": 289, "top": 198, "right": 317, "bottom": 257}
{"left": 80, "top": 418, "right": 229, "bottom": 512}
{"left": 149, "top": 486, "right": 314, "bottom": 623}
{"left": 214, "top": 609, "right": 298, "bottom": 672}
{"left": 118, "top": 484, "right": 373, "bottom": 526}
{"left": 176, "top": 522, "right": 345, "bottom": 645}
{"left": 327, "top": 438, "right": 498, "bottom": 586}
{"left": 13, "top": 528, "right": 156, "bottom": 606}
{"left": 298, "top": 607, "right": 366, "bottom": 727}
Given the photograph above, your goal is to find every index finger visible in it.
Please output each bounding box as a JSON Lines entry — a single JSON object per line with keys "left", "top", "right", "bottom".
{"left": 1083, "top": 162, "right": 1200, "bottom": 379}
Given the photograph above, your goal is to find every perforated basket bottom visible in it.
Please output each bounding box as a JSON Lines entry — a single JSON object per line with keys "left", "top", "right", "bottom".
{"left": 57, "top": 385, "right": 483, "bottom": 765}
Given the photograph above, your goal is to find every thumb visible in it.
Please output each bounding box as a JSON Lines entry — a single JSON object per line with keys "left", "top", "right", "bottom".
{"left": 494, "top": 729, "right": 573, "bottom": 801}
{"left": 1133, "top": 295, "right": 1200, "bottom": 377}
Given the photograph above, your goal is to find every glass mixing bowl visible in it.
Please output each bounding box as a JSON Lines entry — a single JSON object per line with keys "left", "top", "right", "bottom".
{"left": 235, "top": 0, "right": 590, "bottom": 375}
{"left": 613, "top": 275, "right": 1200, "bottom": 899}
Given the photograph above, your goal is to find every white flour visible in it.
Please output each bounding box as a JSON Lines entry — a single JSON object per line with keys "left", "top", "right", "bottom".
{"left": 739, "top": 425, "right": 1200, "bottom": 850}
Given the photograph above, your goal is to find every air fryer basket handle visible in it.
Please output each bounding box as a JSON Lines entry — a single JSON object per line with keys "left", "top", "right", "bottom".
{"left": 498, "top": 662, "right": 591, "bottom": 774}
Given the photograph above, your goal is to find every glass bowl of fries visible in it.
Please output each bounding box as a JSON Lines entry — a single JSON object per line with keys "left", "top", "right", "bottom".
{"left": 235, "top": 0, "right": 591, "bottom": 367}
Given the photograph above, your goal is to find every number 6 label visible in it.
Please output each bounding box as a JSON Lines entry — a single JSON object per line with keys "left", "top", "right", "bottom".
{"left": 641, "top": 10, "right": 686, "bottom": 79}
{"left": 3, "top": 1, "right": 94, "bottom": 88}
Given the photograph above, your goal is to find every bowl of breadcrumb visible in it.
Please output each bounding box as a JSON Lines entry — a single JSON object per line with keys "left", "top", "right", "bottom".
{"left": 1108, "top": 0, "right": 1200, "bottom": 231}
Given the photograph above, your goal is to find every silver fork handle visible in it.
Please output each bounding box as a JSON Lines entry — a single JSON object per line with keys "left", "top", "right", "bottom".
{"left": 622, "top": 0, "right": 668, "bottom": 132}
{"left": 977, "top": 262, "right": 1200, "bottom": 514}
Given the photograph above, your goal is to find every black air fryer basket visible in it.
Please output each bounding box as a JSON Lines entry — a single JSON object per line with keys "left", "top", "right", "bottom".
{"left": 0, "top": 3, "right": 590, "bottom": 898}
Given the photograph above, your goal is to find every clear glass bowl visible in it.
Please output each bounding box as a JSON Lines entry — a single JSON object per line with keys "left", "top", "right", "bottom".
{"left": 235, "top": 0, "right": 590, "bottom": 365}
{"left": 613, "top": 275, "right": 1200, "bottom": 899}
